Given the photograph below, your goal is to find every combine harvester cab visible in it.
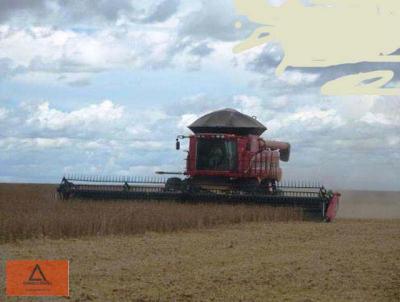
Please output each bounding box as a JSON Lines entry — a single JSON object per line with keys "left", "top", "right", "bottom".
{"left": 58, "top": 108, "right": 341, "bottom": 222}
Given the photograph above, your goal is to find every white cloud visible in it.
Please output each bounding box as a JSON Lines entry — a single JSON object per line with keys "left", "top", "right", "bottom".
{"left": 0, "top": 25, "right": 178, "bottom": 78}
{"left": 278, "top": 70, "right": 320, "bottom": 85}
{"left": 0, "top": 107, "right": 8, "bottom": 120}
{"left": 26, "top": 100, "right": 123, "bottom": 131}
{"left": 0, "top": 0, "right": 180, "bottom": 26}
{"left": 0, "top": 99, "right": 176, "bottom": 157}
{"left": 0, "top": 25, "right": 74, "bottom": 66}
{"left": 178, "top": 0, "right": 252, "bottom": 42}
{"left": 0, "top": 137, "right": 70, "bottom": 150}
{"left": 129, "top": 140, "right": 164, "bottom": 150}
{"left": 360, "top": 112, "right": 400, "bottom": 126}
{"left": 0, "top": 1, "right": 398, "bottom": 190}
{"left": 270, "top": 96, "right": 290, "bottom": 109}
{"left": 0, "top": 23, "right": 223, "bottom": 81}
{"left": 177, "top": 113, "right": 198, "bottom": 131}
{"left": 0, "top": 94, "right": 399, "bottom": 189}
{"left": 387, "top": 136, "right": 400, "bottom": 146}
{"left": 332, "top": 95, "right": 377, "bottom": 120}
{"left": 286, "top": 107, "right": 343, "bottom": 125}
{"left": 233, "top": 94, "right": 263, "bottom": 116}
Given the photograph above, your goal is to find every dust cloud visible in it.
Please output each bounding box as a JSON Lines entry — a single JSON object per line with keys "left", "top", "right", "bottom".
{"left": 337, "top": 190, "right": 400, "bottom": 219}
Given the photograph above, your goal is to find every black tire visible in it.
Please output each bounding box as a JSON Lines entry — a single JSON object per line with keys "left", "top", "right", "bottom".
{"left": 238, "top": 178, "right": 260, "bottom": 193}
{"left": 260, "top": 179, "right": 278, "bottom": 195}
{"left": 165, "top": 177, "right": 182, "bottom": 192}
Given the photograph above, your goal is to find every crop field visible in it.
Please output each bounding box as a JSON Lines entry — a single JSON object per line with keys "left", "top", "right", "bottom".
{"left": 0, "top": 184, "right": 302, "bottom": 243}
{"left": 0, "top": 184, "right": 399, "bottom": 301}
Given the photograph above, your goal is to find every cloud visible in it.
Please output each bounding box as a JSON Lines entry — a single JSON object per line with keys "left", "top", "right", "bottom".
{"left": 360, "top": 95, "right": 400, "bottom": 126}
{"left": 0, "top": 22, "right": 223, "bottom": 79}
{"left": 0, "top": 107, "right": 8, "bottom": 120}
{"left": 0, "top": 94, "right": 399, "bottom": 189}
{"left": 179, "top": 0, "right": 254, "bottom": 42}
{"left": 167, "top": 93, "right": 399, "bottom": 189}
{"left": 245, "top": 42, "right": 400, "bottom": 95}
{"left": 278, "top": 71, "right": 320, "bottom": 85}
{"left": 0, "top": 0, "right": 180, "bottom": 25}
{"left": 0, "top": 98, "right": 191, "bottom": 181}
{"left": 0, "top": 0, "right": 46, "bottom": 22}
{"left": 0, "top": 1, "right": 244, "bottom": 80}
{"left": 189, "top": 42, "right": 214, "bottom": 57}
{"left": 66, "top": 78, "right": 91, "bottom": 87}
{"left": 141, "top": 0, "right": 180, "bottom": 23}
{"left": 26, "top": 100, "right": 123, "bottom": 131}
{"left": 0, "top": 25, "right": 182, "bottom": 80}
{"left": 3, "top": 96, "right": 397, "bottom": 165}
{"left": 0, "top": 1, "right": 399, "bottom": 189}
{"left": 0, "top": 99, "right": 176, "bottom": 146}
{"left": 0, "top": 57, "right": 22, "bottom": 80}
{"left": 0, "top": 26, "right": 131, "bottom": 70}
{"left": 361, "top": 112, "right": 398, "bottom": 126}
{"left": 177, "top": 113, "right": 198, "bottom": 131}
{"left": 61, "top": 0, "right": 136, "bottom": 23}
{"left": 269, "top": 96, "right": 290, "bottom": 109}
{"left": 281, "top": 106, "right": 344, "bottom": 130}
{"left": 233, "top": 95, "right": 268, "bottom": 119}
{"left": 0, "top": 137, "right": 70, "bottom": 150}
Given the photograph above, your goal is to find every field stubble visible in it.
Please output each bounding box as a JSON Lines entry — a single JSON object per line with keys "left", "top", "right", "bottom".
{"left": 1, "top": 219, "right": 399, "bottom": 301}
{"left": 0, "top": 184, "right": 399, "bottom": 301}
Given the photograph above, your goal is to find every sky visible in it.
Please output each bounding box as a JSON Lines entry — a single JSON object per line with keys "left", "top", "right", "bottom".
{"left": 0, "top": 0, "right": 399, "bottom": 190}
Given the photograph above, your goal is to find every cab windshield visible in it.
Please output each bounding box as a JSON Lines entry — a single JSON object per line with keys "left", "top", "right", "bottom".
{"left": 196, "top": 138, "right": 237, "bottom": 171}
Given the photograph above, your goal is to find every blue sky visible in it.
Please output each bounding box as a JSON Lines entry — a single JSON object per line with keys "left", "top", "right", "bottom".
{"left": 0, "top": 0, "right": 399, "bottom": 190}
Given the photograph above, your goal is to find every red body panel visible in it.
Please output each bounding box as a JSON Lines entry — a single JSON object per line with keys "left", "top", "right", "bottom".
{"left": 185, "top": 133, "right": 282, "bottom": 181}
{"left": 325, "top": 193, "right": 341, "bottom": 222}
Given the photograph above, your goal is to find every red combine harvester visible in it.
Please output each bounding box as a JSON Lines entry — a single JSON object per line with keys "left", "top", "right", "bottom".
{"left": 58, "top": 108, "right": 340, "bottom": 221}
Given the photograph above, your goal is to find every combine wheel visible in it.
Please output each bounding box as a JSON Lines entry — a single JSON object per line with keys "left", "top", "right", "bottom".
{"left": 260, "top": 179, "right": 278, "bottom": 195}
{"left": 165, "top": 177, "right": 183, "bottom": 192}
{"left": 57, "top": 177, "right": 74, "bottom": 200}
{"left": 238, "top": 178, "right": 260, "bottom": 193}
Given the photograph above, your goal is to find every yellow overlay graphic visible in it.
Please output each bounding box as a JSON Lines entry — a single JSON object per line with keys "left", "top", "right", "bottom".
{"left": 233, "top": 0, "right": 400, "bottom": 95}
